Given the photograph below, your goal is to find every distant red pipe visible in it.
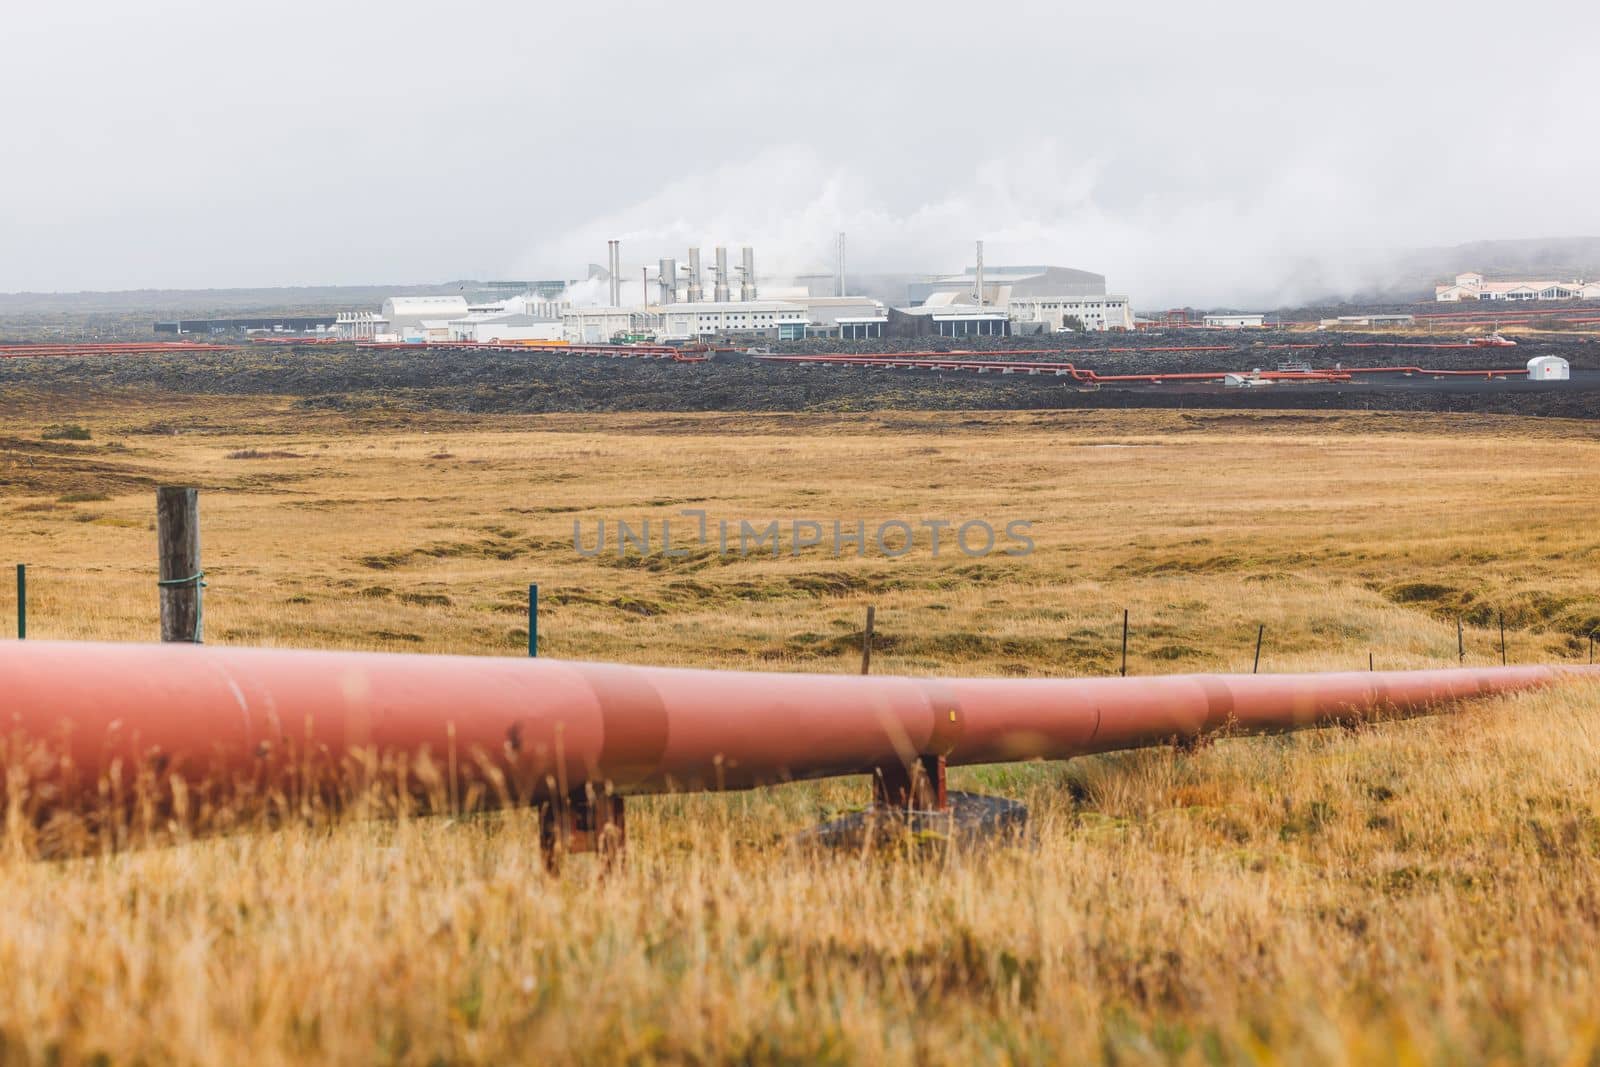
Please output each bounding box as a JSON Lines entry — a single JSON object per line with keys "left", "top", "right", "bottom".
{"left": 0, "top": 642, "right": 1590, "bottom": 816}
{"left": 755, "top": 354, "right": 1528, "bottom": 384}
{"left": 0, "top": 343, "right": 232, "bottom": 359}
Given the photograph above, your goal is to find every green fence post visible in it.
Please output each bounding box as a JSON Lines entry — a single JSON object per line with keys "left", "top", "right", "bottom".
{"left": 15, "top": 563, "right": 24, "bottom": 640}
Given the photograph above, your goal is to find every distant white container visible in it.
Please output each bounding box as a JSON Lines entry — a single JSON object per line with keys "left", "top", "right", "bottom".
{"left": 1527, "top": 356, "right": 1571, "bottom": 381}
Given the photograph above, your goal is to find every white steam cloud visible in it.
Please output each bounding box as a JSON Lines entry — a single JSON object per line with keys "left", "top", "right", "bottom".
{"left": 522, "top": 129, "right": 1600, "bottom": 311}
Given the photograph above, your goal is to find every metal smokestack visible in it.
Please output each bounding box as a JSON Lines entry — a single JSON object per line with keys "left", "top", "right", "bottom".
{"left": 740, "top": 247, "right": 756, "bottom": 301}
{"left": 974, "top": 239, "right": 984, "bottom": 308}
{"left": 713, "top": 246, "right": 730, "bottom": 302}
{"left": 658, "top": 258, "right": 677, "bottom": 304}
{"left": 686, "top": 248, "right": 703, "bottom": 303}
{"left": 607, "top": 240, "right": 621, "bottom": 306}
{"left": 836, "top": 232, "right": 846, "bottom": 297}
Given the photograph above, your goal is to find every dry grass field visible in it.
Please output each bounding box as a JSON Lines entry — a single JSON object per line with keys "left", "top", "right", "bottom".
{"left": 1, "top": 393, "right": 1599, "bottom": 1064}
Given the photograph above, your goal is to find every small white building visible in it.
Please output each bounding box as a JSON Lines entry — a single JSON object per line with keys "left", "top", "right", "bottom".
{"left": 1324, "top": 314, "right": 1416, "bottom": 327}
{"left": 412, "top": 320, "right": 453, "bottom": 344}
{"left": 1527, "top": 356, "right": 1571, "bottom": 381}
{"left": 655, "top": 301, "right": 809, "bottom": 341}
{"left": 381, "top": 296, "right": 471, "bottom": 336}
{"left": 1009, "top": 294, "right": 1134, "bottom": 332}
{"left": 335, "top": 311, "right": 388, "bottom": 340}
{"left": 447, "top": 312, "right": 563, "bottom": 344}
{"left": 562, "top": 307, "right": 647, "bottom": 344}
{"left": 797, "top": 296, "right": 886, "bottom": 328}
{"left": 1204, "top": 313, "right": 1267, "bottom": 329}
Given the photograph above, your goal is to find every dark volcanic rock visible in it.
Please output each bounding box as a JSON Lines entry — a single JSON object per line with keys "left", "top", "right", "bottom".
{"left": 2, "top": 334, "right": 1598, "bottom": 419}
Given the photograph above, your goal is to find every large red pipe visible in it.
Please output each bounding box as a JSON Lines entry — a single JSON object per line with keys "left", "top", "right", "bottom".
{"left": 1, "top": 642, "right": 1592, "bottom": 813}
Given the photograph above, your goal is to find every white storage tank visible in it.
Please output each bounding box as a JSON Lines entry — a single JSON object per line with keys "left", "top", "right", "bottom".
{"left": 1527, "top": 356, "right": 1571, "bottom": 381}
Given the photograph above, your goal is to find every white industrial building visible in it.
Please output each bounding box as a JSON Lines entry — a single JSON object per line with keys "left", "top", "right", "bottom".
{"left": 562, "top": 307, "right": 650, "bottom": 344}
{"left": 1204, "top": 313, "right": 1267, "bottom": 329}
{"left": 798, "top": 296, "right": 885, "bottom": 328}
{"left": 1436, "top": 272, "right": 1600, "bottom": 302}
{"left": 1010, "top": 294, "right": 1134, "bottom": 332}
{"left": 416, "top": 320, "right": 454, "bottom": 344}
{"left": 797, "top": 296, "right": 888, "bottom": 339}
{"left": 1527, "top": 356, "right": 1571, "bottom": 381}
{"left": 1321, "top": 314, "right": 1416, "bottom": 327}
{"left": 560, "top": 302, "right": 811, "bottom": 344}
{"left": 908, "top": 262, "right": 1134, "bottom": 333}
{"left": 447, "top": 311, "right": 563, "bottom": 343}
{"left": 655, "top": 301, "right": 808, "bottom": 342}
{"left": 553, "top": 243, "right": 810, "bottom": 342}
{"left": 381, "top": 296, "right": 471, "bottom": 340}
{"left": 335, "top": 311, "right": 389, "bottom": 340}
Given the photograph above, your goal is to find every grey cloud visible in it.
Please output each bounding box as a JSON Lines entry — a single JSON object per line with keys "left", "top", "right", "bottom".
{"left": 2, "top": 0, "right": 1596, "bottom": 306}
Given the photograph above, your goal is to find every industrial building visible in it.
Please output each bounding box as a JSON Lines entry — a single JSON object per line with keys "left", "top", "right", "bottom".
{"left": 560, "top": 301, "right": 810, "bottom": 343}
{"left": 887, "top": 303, "right": 1011, "bottom": 338}
{"left": 909, "top": 264, "right": 1103, "bottom": 304}
{"left": 447, "top": 311, "right": 562, "bottom": 343}
{"left": 155, "top": 315, "right": 337, "bottom": 335}
{"left": 1204, "top": 313, "right": 1267, "bottom": 329}
{"left": 335, "top": 311, "right": 388, "bottom": 340}
{"left": 1322, "top": 314, "right": 1416, "bottom": 328}
{"left": 797, "top": 296, "right": 885, "bottom": 329}
{"left": 1436, "top": 272, "right": 1600, "bottom": 302}
{"left": 905, "top": 258, "right": 1134, "bottom": 333}
{"left": 795, "top": 296, "right": 888, "bottom": 339}
{"left": 562, "top": 307, "right": 652, "bottom": 344}
{"left": 835, "top": 316, "right": 887, "bottom": 340}
{"left": 381, "top": 296, "right": 471, "bottom": 338}
{"left": 654, "top": 301, "right": 808, "bottom": 342}
{"left": 338, "top": 239, "right": 1128, "bottom": 347}
{"left": 557, "top": 243, "right": 879, "bottom": 342}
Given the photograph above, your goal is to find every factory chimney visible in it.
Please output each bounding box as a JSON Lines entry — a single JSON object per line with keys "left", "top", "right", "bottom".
{"left": 739, "top": 247, "right": 756, "bottom": 301}
{"left": 836, "top": 232, "right": 846, "bottom": 297}
{"left": 607, "top": 240, "right": 621, "bottom": 307}
{"left": 658, "top": 258, "right": 677, "bottom": 304}
{"left": 713, "top": 246, "right": 730, "bottom": 303}
{"left": 973, "top": 239, "right": 984, "bottom": 309}
{"left": 686, "top": 248, "right": 703, "bottom": 303}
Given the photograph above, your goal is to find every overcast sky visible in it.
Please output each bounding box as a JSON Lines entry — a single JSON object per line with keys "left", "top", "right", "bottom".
{"left": 4, "top": 0, "right": 1597, "bottom": 305}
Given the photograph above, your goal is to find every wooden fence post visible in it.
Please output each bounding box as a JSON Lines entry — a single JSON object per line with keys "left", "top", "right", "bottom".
{"left": 1120, "top": 609, "right": 1129, "bottom": 677}
{"left": 860, "top": 605, "right": 875, "bottom": 675}
{"left": 157, "top": 487, "right": 204, "bottom": 643}
{"left": 1252, "top": 624, "right": 1265, "bottom": 674}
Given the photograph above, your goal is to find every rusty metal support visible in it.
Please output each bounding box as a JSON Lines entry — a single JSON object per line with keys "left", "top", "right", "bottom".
{"left": 540, "top": 788, "right": 624, "bottom": 870}
{"left": 872, "top": 754, "right": 947, "bottom": 812}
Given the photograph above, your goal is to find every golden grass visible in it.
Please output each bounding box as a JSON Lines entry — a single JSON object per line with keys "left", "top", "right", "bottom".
{"left": 1, "top": 397, "right": 1599, "bottom": 1064}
